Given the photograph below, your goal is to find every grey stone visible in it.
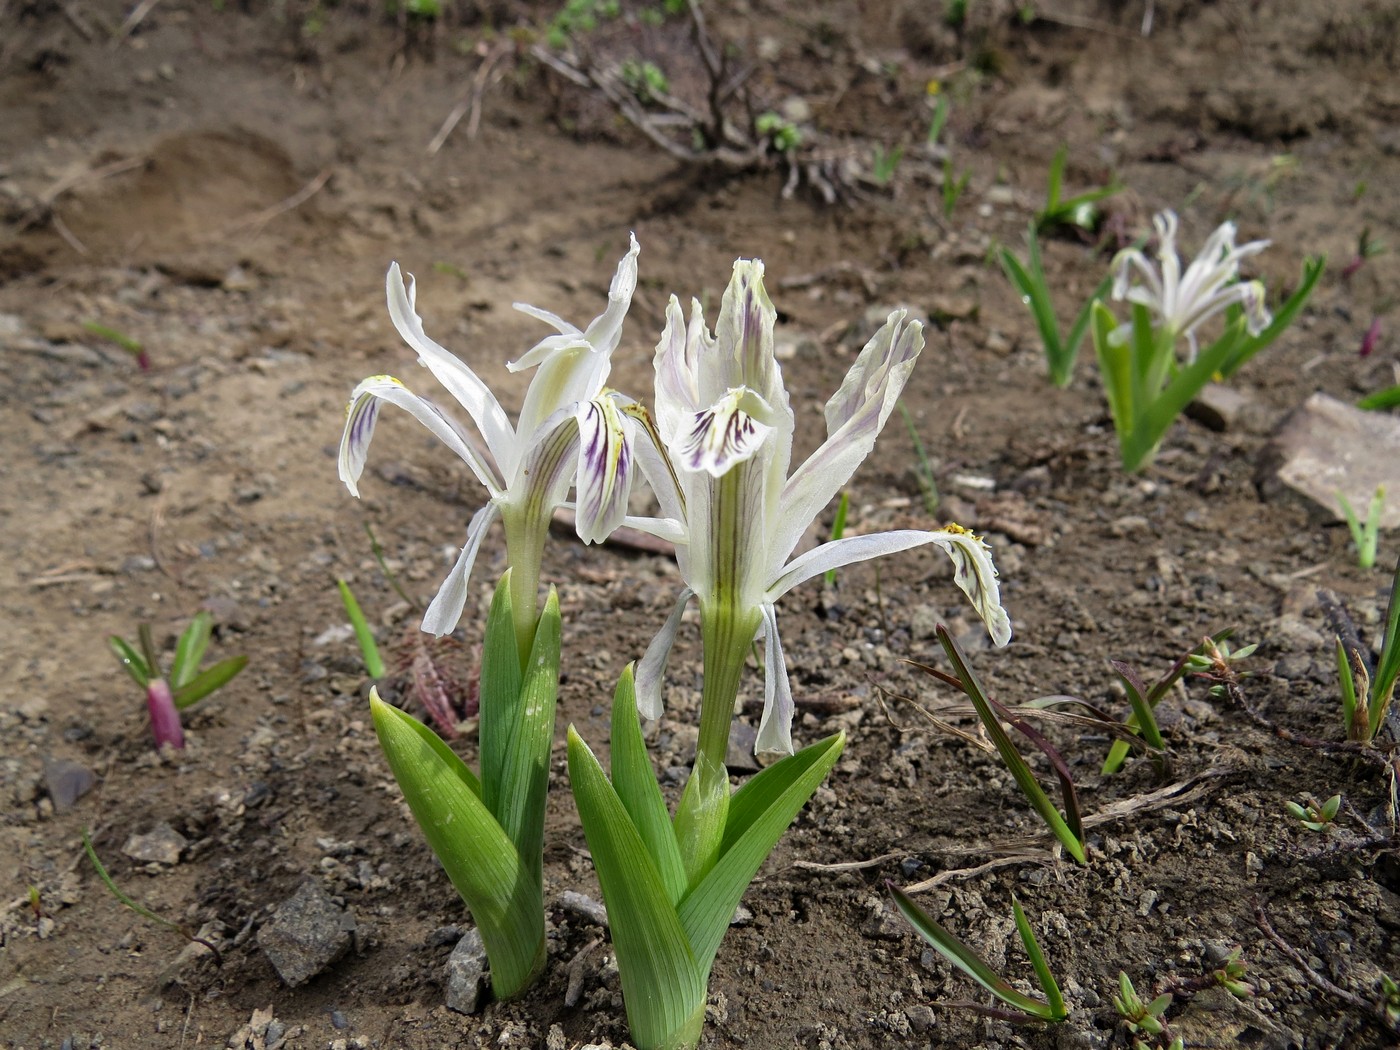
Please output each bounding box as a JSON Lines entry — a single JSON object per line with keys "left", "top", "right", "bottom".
{"left": 43, "top": 757, "right": 96, "bottom": 811}
{"left": 445, "top": 927, "right": 489, "bottom": 1014}
{"left": 1258, "top": 393, "right": 1400, "bottom": 527}
{"left": 1187, "top": 382, "right": 1255, "bottom": 433}
{"left": 557, "top": 890, "right": 608, "bottom": 928}
{"left": 122, "top": 822, "right": 188, "bottom": 865}
{"left": 725, "top": 721, "right": 761, "bottom": 773}
{"left": 257, "top": 881, "right": 356, "bottom": 987}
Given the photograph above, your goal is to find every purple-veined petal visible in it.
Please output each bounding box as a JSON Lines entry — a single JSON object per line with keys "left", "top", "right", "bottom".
{"left": 385, "top": 264, "right": 516, "bottom": 466}
{"left": 774, "top": 311, "right": 923, "bottom": 565}
{"left": 755, "top": 604, "right": 795, "bottom": 756}
{"left": 510, "top": 233, "right": 640, "bottom": 371}
{"left": 338, "top": 375, "right": 502, "bottom": 498}
{"left": 929, "top": 526, "right": 1012, "bottom": 647}
{"left": 678, "top": 387, "right": 775, "bottom": 477}
{"left": 573, "top": 396, "right": 636, "bottom": 545}
{"left": 421, "top": 504, "right": 499, "bottom": 636}
{"left": 654, "top": 295, "right": 705, "bottom": 448}
{"left": 635, "top": 587, "right": 694, "bottom": 720}
{"left": 512, "top": 404, "right": 587, "bottom": 529}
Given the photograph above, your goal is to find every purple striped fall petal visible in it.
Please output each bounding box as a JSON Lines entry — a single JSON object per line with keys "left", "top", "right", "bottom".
{"left": 339, "top": 237, "right": 644, "bottom": 635}
{"left": 631, "top": 258, "right": 1011, "bottom": 754}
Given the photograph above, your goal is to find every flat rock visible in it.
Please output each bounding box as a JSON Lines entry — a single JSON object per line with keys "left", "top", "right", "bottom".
{"left": 43, "top": 757, "right": 96, "bottom": 811}
{"left": 1257, "top": 393, "right": 1400, "bottom": 527}
{"left": 257, "top": 881, "right": 356, "bottom": 987}
{"left": 1187, "top": 382, "right": 1257, "bottom": 433}
{"left": 122, "top": 822, "right": 188, "bottom": 865}
{"left": 445, "top": 927, "right": 489, "bottom": 1014}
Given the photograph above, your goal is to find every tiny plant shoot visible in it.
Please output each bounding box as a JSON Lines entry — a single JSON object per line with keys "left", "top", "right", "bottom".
{"left": 337, "top": 578, "right": 386, "bottom": 678}
{"left": 889, "top": 883, "right": 1068, "bottom": 1023}
{"left": 1337, "top": 486, "right": 1385, "bottom": 570}
{"left": 1334, "top": 553, "right": 1400, "bottom": 743}
{"left": 1035, "top": 144, "right": 1121, "bottom": 233}
{"left": 109, "top": 612, "right": 247, "bottom": 750}
{"left": 1285, "top": 793, "right": 1341, "bottom": 832}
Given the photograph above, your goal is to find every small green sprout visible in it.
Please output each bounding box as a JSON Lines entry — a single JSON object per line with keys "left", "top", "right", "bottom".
{"left": 998, "top": 221, "right": 1113, "bottom": 387}
{"left": 1358, "top": 383, "right": 1400, "bottom": 412}
{"left": 756, "top": 111, "right": 802, "bottom": 154}
{"left": 1035, "top": 144, "right": 1121, "bottom": 234}
{"left": 823, "top": 491, "right": 850, "bottom": 586}
{"left": 338, "top": 578, "right": 386, "bottom": 679}
{"left": 1342, "top": 227, "right": 1385, "bottom": 280}
{"left": 1211, "top": 946, "right": 1252, "bottom": 999}
{"left": 898, "top": 402, "right": 940, "bottom": 514}
{"left": 619, "top": 58, "right": 670, "bottom": 101}
{"left": 1381, "top": 974, "right": 1400, "bottom": 1027}
{"left": 890, "top": 884, "right": 1068, "bottom": 1023}
{"left": 1114, "top": 972, "right": 1173, "bottom": 1037}
{"left": 109, "top": 612, "right": 247, "bottom": 750}
{"left": 1338, "top": 486, "right": 1385, "bottom": 570}
{"left": 870, "top": 144, "right": 904, "bottom": 186}
{"left": 83, "top": 320, "right": 150, "bottom": 371}
{"left": 1334, "top": 554, "right": 1400, "bottom": 743}
{"left": 927, "top": 95, "right": 951, "bottom": 147}
{"left": 941, "top": 159, "right": 971, "bottom": 218}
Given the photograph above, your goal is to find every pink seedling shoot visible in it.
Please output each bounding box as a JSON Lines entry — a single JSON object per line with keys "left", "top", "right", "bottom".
{"left": 109, "top": 613, "right": 246, "bottom": 750}
{"left": 1361, "top": 317, "right": 1382, "bottom": 358}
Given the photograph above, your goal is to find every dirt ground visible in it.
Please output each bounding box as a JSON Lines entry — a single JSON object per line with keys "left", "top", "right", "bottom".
{"left": 4, "top": 1, "right": 1400, "bottom": 1047}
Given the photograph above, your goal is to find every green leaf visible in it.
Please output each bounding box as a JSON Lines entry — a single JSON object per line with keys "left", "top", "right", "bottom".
{"left": 337, "top": 579, "right": 385, "bottom": 679}
{"left": 171, "top": 612, "right": 213, "bottom": 689}
{"left": 680, "top": 732, "right": 844, "bottom": 971}
{"left": 371, "top": 692, "right": 543, "bottom": 998}
{"left": 1012, "top": 896, "right": 1067, "bottom": 1020}
{"left": 110, "top": 635, "right": 151, "bottom": 687}
{"left": 171, "top": 655, "right": 247, "bottom": 709}
{"left": 479, "top": 572, "right": 525, "bottom": 815}
{"left": 1359, "top": 384, "right": 1400, "bottom": 411}
{"left": 610, "top": 666, "right": 687, "bottom": 905}
{"left": 890, "top": 883, "right": 1062, "bottom": 1021}
{"left": 936, "top": 626, "right": 1086, "bottom": 863}
{"left": 1112, "top": 662, "right": 1165, "bottom": 752}
{"left": 490, "top": 588, "right": 561, "bottom": 878}
{"left": 1368, "top": 554, "right": 1400, "bottom": 738}
{"left": 568, "top": 727, "right": 706, "bottom": 1050}
{"left": 1128, "top": 319, "right": 1240, "bottom": 472}
{"left": 1218, "top": 256, "right": 1325, "bottom": 378}
{"left": 1092, "top": 301, "right": 1134, "bottom": 458}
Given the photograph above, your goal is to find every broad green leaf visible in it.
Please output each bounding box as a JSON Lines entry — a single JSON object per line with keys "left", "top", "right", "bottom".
{"left": 1133, "top": 323, "right": 1241, "bottom": 471}
{"left": 337, "top": 579, "right": 385, "bottom": 679}
{"left": 1092, "top": 302, "right": 1133, "bottom": 450}
{"left": 479, "top": 572, "right": 525, "bottom": 815}
{"left": 610, "top": 666, "right": 686, "bottom": 905}
{"left": 371, "top": 692, "right": 543, "bottom": 997}
{"left": 890, "top": 884, "right": 1061, "bottom": 1021}
{"left": 109, "top": 635, "right": 151, "bottom": 687}
{"left": 1012, "top": 896, "right": 1067, "bottom": 1020}
{"left": 568, "top": 727, "right": 706, "bottom": 1050}
{"left": 172, "top": 656, "right": 248, "bottom": 709}
{"left": 680, "top": 732, "right": 844, "bottom": 972}
{"left": 490, "top": 588, "right": 561, "bottom": 875}
{"left": 937, "top": 626, "right": 1086, "bottom": 863}
{"left": 171, "top": 612, "right": 213, "bottom": 689}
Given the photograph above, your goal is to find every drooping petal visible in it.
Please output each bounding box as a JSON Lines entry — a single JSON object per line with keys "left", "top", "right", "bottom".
{"left": 678, "top": 387, "right": 776, "bottom": 478}
{"left": 421, "top": 503, "right": 499, "bottom": 636}
{"left": 928, "top": 526, "right": 1012, "bottom": 647}
{"left": 755, "top": 604, "right": 796, "bottom": 756}
{"left": 573, "top": 395, "right": 637, "bottom": 545}
{"left": 385, "top": 264, "right": 515, "bottom": 463}
{"left": 509, "top": 233, "right": 640, "bottom": 371}
{"left": 774, "top": 311, "right": 924, "bottom": 565}
{"left": 635, "top": 588, "right": 694, "bottom": 720}
{"left": 338, "top": 375, "right": 502, "bottom": 498}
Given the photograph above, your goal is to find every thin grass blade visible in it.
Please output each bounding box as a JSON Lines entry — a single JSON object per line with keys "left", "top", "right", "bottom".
{"left": 109, "top": 635, "right": 151, "bottom": 687}
{"left": 337, "top": 579, "right": 385, "bottom": 679}
{"left": 171, "top": 655, "right": 247, "bottom": 709}
{"left": 1012, "top": 896, "right": 1067, "bottom": 1020}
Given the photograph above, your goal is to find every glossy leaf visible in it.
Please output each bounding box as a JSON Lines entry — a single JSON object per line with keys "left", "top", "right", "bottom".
{"left": 109, "top": 635, "right": 151, "bottom": 688}
{"left": 171, "top": 656, "right": 247, "bottom": 710}
{"left": 171, "top": 611, "right": 213, "bottom": 690}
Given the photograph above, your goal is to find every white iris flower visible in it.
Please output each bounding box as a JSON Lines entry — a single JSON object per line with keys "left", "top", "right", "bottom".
{"left": 338, "top": 235, "right": 642, "bottom": 640}
{"left": 1111, "top": 210, "right": 1271, "bottom": 358}
{"left": 632, "top": 258, "right": 1011, "bottom": 756}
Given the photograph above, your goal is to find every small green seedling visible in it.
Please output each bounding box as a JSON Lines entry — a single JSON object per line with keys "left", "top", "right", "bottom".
{"left": 890, "top": 884, "right": 1068, "bottom": 1023}
{"left": 898, "top": 402, "right": 940, "bottom": 514}
{"left": 1341, "top": 227, "right": 1385, "bottom": 280}
{"left": 941, "top": 159, "right": 971, "bottom": 218}
{"left": 1212, "top": 946, "right": 1252, "bottom": 999}
{"left": 1381, "top": 974, "right": 1400, "bottom": 1027}
{"left": 1360, "top": 383, "right": 1400, "bottom": 411}
{"left": 871, "top": 144, "right": 905, "bottom": 186}
{"left": 823, "top": 491, "right": 850, "bottom": 586}
{"left": 756, "top": 111, "right": 802, "bottom": 154}
{"left": 82, "top": 829, "right": 221, "bottom": 963}
{"left": 1035, "top": 144, "right": 1121, "bottom": 233}
{"left": 109, "top": 612, "right": 246, "bottom": 750}
{"left": 927, "top": 95, "right": 951, "bottom": 147}
{"left": 338, "top": 578, "right": 386, "bottom": 679}
{"left": 1286, "top": 793, "right": 1343, "bottom": 832}
{"left": 913, "top": 625, "right": 1087, "bottom": 863}
{"left": 83, "top": 321, "right": 150, "bottom": 371}
{"left": 1338, "top": 486, "right": 1385, "bottom": 570}
{"left": 1335, "top": 553, "right": 1400, "bottom": 743}
{"left": 1114, "top": 972, "right": 1172, "bottom": 1037}
{"left": 998, "top": 222, "right": 1113, "bottom": 387}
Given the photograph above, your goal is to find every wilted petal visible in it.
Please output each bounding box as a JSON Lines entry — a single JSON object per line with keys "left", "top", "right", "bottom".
{"left": 635, "top": 588, "right": 694, "bottom": 720}
{"left": 510, "top": 233, "right": 640, "bottom": 371}
{"left": 385, "top": 264, "right": 515, "bottom": 462}
{"left": 574, "top": 396, "right": 636, "bottom": 545}
{"left": 755, "top": 604, "right": 795, "bottom": 756}
{"left": 678, "top": 387, "right": 775, "bottom": 477}
{"left": 421, "top": 504, "right": 499, "bottom": 636}
{"left": 339, "top": 375, "right": 501, "bottom": 498}
{"left": 927, "top": 526, "right": 1012, "bottom": 647}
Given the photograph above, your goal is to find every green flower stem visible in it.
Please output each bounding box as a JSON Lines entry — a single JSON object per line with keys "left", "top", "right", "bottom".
{"left": 674, "top": 600, "right": 762, "bottom": 887}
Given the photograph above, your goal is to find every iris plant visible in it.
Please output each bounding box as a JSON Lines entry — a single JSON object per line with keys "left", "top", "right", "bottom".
{"left": 338, "top": 237, "right": 642, "bottom": 999}
{"left": 1091, "top": 209, "right": 1323, "bottom": 471}
{"left": 568, "top": 258, "right": 1011, "bottom": 1050}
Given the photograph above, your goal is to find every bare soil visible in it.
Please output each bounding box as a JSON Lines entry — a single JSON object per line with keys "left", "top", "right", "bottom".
{"left": 3, "top": 2, "right": 1400, "bottom": 1048}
